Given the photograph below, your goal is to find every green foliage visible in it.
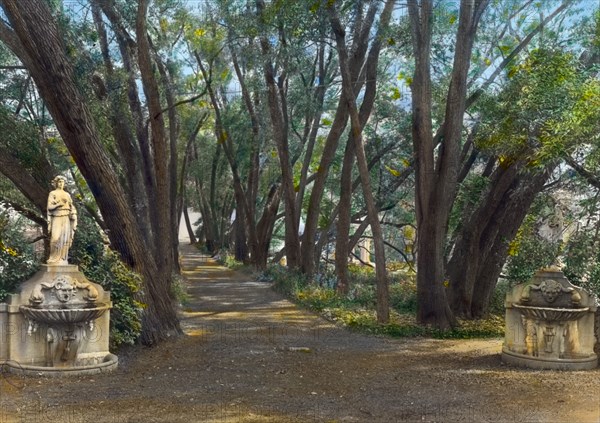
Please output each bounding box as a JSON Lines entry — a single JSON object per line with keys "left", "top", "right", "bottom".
{"left": 262, "top": 264, "right": 309, "bottom": 296}
{"left": 0, "top": 211, "right": 39, "bottom": 301}
{"left": 504, "top": 235, "right": 561, "bottom": 284}
{"left": 218, "top": 252, "right": 245, "bottom": 271}
{"left": 389, "top": 279, "right": 418, "bottom": 313}
{"left": 347, "top": 281, "right": 375, "bottom": 308}
{"left": 449, "top": 174, "right": 490, "bottom": 236}
{"left": 295, "top": 286, "right": 341, "bottom": 310}
{"left": 504, "top": 197, "right": 562, "bottom": 284}
{"left": 477, "top": 48, "right": 583, "bottom": 164}
{"left": 70, "top": 213, "right": 142, "bottom": 348}
{"left": 563, "top": 230, "right": 600, "bottom": 297}
{"left": 171, "top": 273, "right": 191, "bottom": 305}
{"left": 264, "top": 264, "right": 502, "bottom": 339}
{"left": 324, "top": 306, "right": 504, "bottom": 339}
{"left": 488, "top": 280, "right": 511, "bottom": 316}
{"left": 347, "top": 262, "right": 374, "bottom": 283}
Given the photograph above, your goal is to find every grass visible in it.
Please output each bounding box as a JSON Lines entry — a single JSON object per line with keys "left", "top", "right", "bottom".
{"left": 263, "top": 263, "right": 505, "bottom": 339}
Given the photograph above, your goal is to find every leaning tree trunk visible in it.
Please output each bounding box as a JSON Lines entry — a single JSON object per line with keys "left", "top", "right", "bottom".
{"left": 332, "top": 0, "right": 395, "bottom": 295}
{"left": 254, "top": 184, "right": 281, "bottom": 270}
{"left": 447, "top": 164, "right": 553, "bottom": 317}
{"left": 330, "top": 4, "right": 390, "bottom": 323}
{"left": 446, "top": 162, "right": 522, "bottom": 317}
{"left": 259, "top": 63, "right": 300, "bottom": 268}
{"left": 182, "top": 202, "right": 197, "bottom": 245}
{"left": 301, "top": 0, "right": 381, "bottom": 277}
{"left": 0, "top": 0, "right": 181, "bottom": 345}
{"left": 335, "top": 138, "right": 355, "bottom": 295}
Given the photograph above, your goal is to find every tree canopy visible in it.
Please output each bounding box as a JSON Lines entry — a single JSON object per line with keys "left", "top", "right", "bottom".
{"left": 0, "top": 0, "right": 598, "bottom": 342}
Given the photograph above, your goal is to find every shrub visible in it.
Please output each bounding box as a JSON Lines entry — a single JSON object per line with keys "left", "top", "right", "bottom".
{"left": 389, "top": 278, "right": 418, "bottom": 313}
{"left": 0, "top": 212, "right": 39, "bottom": 301}
{"left": 563, "top": 230, "right": 600, "bottom": 297}
{"left": 488, "top": 279, "right": 511, "bottom": 316}
{"left": 171, "top": 273, "right": 191, "bottom": 305}
{"left": 347, "top": 262, "right": 375, "bottom": 285}
{"left": 70, "top": 213, "right": 142, "bottom": 348}
{"left": 264, "top": 261, "right": 503, "bottom": 340}
{"left": 347, "top": 282, "right": 376, "bottom": 307}
{"left": 216, "top": 250, "right": 247, "bottom": 271}
{"left": 263, "top": 264, "right": 309, "bottom": 296}
{"left": 295, "top": 286, "right": 340, "bottom": 311}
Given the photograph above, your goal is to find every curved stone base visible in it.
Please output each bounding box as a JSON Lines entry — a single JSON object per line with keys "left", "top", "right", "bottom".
{"left": 4, "top": 353, "right": 118, "bottom": 377}
{"left": 502, "top": 348, "right": 597, "bottom": 370}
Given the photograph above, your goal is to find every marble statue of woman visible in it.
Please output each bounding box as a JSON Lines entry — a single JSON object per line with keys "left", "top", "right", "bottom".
{"left": 47, "top": 176, "right": 77, "bottom": 265}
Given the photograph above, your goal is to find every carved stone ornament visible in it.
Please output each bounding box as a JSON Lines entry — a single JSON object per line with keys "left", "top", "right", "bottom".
{"left": 29, "top": 275, "right": 99, "bottom": 305}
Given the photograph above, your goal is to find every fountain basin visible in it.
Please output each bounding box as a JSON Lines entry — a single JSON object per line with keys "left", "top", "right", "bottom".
{"left": 513, "top": 304, "right": 589, "bottom": 322}
{"left": 502, "top": 269, "right": 598, "bottom": 370}
{"left": 4, "top": 353, "right": 119, "bottom": 377}
{"left": 20, "top": 303, "right": 109, "bottom": 325}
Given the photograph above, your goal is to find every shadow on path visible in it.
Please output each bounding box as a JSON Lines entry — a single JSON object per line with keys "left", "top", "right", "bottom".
{"left": 0, "top": 245, "right": 598, "bottom": 422}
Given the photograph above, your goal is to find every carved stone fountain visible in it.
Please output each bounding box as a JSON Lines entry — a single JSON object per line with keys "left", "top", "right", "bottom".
{"left": 0, "top": 176, "right": 117, "bottom": 376}
{"left": 0, "top": 264, "right": 118, "bottom": 376}
{"left": 502, "top": 267, "right": 597, "bottom": 370}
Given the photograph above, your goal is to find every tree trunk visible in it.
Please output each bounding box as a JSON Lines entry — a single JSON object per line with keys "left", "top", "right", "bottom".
{"left": 416, "top": 216, "right": 455, "bottom": 327}
{"left": 335, "top": 137, "right": 355, "bottom": 295}
{"left": 301, "top": 0, "right": 382, "bottom": 277}
{"left": 446, "top": 162, "right": 521, "bottom": 317}
{"left": 0, "top": 0, "right": 181, "bottom": 344}
{"left": 195, "top": 177, "right": 216, "bottom": 253}
{"left": 182, "top": 201, "right": 197, "bottom": 245}
{"left": 95, "top": 0, "right": 157, "bottom": 242}
{"left": 330, "top": 5, "right": 389, "bottom": 323}
{"left": 233, "top": 215, "right": 249, "bottom": 263}
{"left": 257, "top": 21, "right": 300, "bottom": 269}
{"left": 255, "top": 183, "right": 281, "bottom": 270}
{"left": 137, "top": 0, "right": 174, "bottom": 276}
{"left": 408, "top": 0, "right": 489, "bottom": 329}
{"left": 447, "top": 164, "right": 553, "bottom": 317}
{"left": 332, "top": 0, "right": 395, "bottom": 295}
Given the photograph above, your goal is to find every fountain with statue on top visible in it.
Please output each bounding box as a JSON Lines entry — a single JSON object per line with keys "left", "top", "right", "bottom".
{"left": 0, "top": 176, "right": 117, "bottom": 376}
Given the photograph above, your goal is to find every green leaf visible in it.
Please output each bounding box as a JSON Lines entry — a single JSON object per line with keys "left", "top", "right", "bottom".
{"left": 499, "top": 45, "right": 512, "bottom": 54}
{"left": 385, "top": 165, "right": 401, "bottom": 177}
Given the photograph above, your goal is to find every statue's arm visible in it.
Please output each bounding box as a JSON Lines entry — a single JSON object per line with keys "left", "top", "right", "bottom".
{"left": 46, "top": 192, "right": 55, "bottom": 232}
{"left": 69, "top": 195, "right": 77, "bottom": 231}
{"left": 47, "top": 192, "right": 59, "bottom": 211}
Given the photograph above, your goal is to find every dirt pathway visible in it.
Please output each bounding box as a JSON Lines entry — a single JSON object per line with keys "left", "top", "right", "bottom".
{"left": 1, "top": 244, "right": 600, "bottom": 422}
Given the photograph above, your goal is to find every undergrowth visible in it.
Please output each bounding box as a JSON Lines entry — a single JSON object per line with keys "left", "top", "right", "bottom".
{"left": 263, "top": 263, "right": 505, "bottom": 339}
{"left": 217, "top": 251, "right": 247, "bottom": 271}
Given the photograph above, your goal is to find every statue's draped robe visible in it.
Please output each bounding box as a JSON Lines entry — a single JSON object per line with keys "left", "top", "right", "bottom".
{"left": 47, "top": 190, "right": 75, "bottom": 264}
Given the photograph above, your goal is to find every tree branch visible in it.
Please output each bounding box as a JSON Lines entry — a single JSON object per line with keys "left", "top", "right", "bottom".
{"left": 564, "top": 156, "right": 600, "bottom": 189}
{"left": 466, "top": 0, "right": 571, "bottom": 110}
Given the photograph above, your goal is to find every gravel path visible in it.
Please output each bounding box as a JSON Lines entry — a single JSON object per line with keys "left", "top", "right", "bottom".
{"left": 1, "top": 244, "right": 599, "bottom": 422}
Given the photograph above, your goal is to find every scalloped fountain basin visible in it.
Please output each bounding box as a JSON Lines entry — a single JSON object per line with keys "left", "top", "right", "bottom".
{"left": 19, "top": 303, "right": 109, "bottom": 325}
{"left": 513, "top": 304, "right": 589, "bottom": 322}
